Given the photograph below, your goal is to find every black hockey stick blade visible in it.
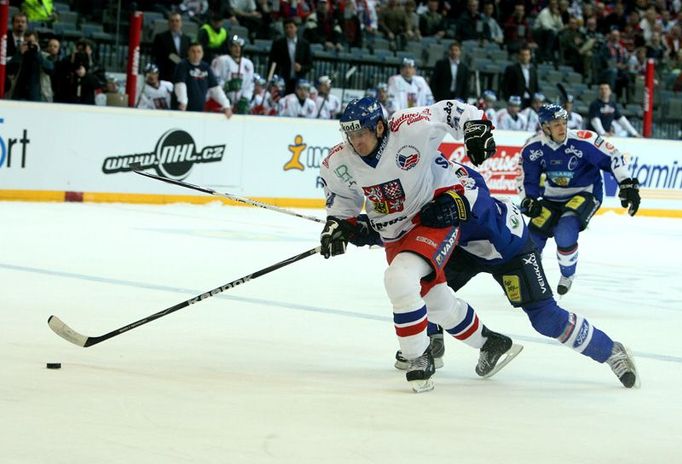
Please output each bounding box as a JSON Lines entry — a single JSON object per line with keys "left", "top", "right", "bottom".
{"left": 47, "top": 246, "right": 321, "bottom": 348}
{"left": 131, "top": 167, "right": 324, "bottom": 224}
{"left": 556, "top": 83, "right": 569, "bottom": 104}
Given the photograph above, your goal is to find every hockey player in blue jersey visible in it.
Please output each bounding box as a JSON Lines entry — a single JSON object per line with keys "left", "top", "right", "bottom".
{"left": 518, "top": 104, "right": 640, "bottom": 295}
{"left": 388, "top": 158, "right": 641, "bottom": 388}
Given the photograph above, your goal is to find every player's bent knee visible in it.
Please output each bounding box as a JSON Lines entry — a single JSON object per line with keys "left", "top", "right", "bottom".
{"left": 497, "top": 250, "right": 553, "bottom": 307}
{"left": 525, "top": 301, "right": 568, "bottom": 338}
{"left": 384, "top": 255, "right": 429, "bottom": 309}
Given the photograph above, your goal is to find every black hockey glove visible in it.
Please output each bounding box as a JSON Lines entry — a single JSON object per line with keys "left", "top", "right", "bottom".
{"left": 347, "top": 214, "right": 383, "bottom": 247}
{"left": 420, "top": 190, "right": 470, "bottom": 228}
{"left": 463, "top": 119, "right": 496, "bottom": 166}
{"left": 618, "top": 178, "right": 640, "bottom": 216}
{"left": 320, "top": 217, "right": 352, "bottom": 259}
{"left": 520, "top": 197, "right": 543, "bottom": 218}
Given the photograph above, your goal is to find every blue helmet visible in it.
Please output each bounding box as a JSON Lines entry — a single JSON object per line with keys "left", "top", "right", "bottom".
{"left": 482, "top": 90, "right": 497, "bottom": 102}
{"left": 538, "top": 104, "right": 568, "bottom": 125}
{"left": 340, "top": 96, "right": 384, "bottom": 134}
{"left": 508, "top": 95, "right": 522, "bottom": 106}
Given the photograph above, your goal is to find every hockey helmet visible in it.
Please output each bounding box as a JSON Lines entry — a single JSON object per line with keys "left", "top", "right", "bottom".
{"left": 296, "top": 79, "right": 312, "bottom": 91}
{"left": 508, "top": 95, "right": 522, "bottom": 107}
{"left": 253, "top": 73, "right": 266, "bottom": 86}
{"left": 538, "top": 104, "right": 568, "bottom": 125}
{"left": 376, "top": 82, "right": 388, "bottom": 92}
{"left": 532, "top": 92, "right": 546, "bottom": 103}
{"left": 482, "top": 90, "right": 497, "bottom": 102}
{"left": 270, "top": 74, "right": 285, "bottom": 89}
{"left": 143, "top": 63, "right": 159, "bottom": 75}
{"left": 340, "top": 96, "right": 384, "bottom": 134}
{"left": 230, "top": 35, "right": 245, "bottom": 47}
{"left": 401, "top": 57, "right": 416, "bottom": 68}
{"left": 317, "top": 75, "right": 332, "bottom": 87}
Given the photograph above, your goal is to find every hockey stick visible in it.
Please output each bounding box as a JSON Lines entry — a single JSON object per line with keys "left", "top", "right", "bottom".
{"left": 48, "top": 246, "right": 321, "bottom": 347}
{"left": 131, "top": 165, "right": 324, "bottom": 224}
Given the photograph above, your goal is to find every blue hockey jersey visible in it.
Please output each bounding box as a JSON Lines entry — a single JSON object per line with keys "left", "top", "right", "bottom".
{"left": 519, "top": 129, "right": 630, "bottom": 203}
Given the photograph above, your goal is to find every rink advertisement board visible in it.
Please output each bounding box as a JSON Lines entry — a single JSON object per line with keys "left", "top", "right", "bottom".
{"left": 0, "top": 101, "right": 681, "bottom": 216}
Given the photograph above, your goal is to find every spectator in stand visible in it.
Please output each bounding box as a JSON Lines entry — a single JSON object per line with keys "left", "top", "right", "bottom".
{"left": 457, "top": 0, "right": 487, "bottom": 43}
{"left": 622, "top": 11, "right": 645, "bottom": 52}
{"left": 45, "top": 38, "right": 61, "bottom": 62}
{"left": 198, "top": 11, "right": 230, "bottom": 63}
{"left": 57, "top": 51, "right": 100, "bottom": 105}
{"left": 481, "top": 2, "right": 504, "bottom": 46}
{"left": 559, "top": 16, "right": 586, "bottom": 73}
{"left": 600, "top": 1, "right": 627, "bottom": 35}
{"left": 279, "top": 79, "right": 317, "bottom": 118}
{"left": 430, "top": 41, "right": 470, "bottom": 102}
{"left": 419, "top": 0, "right": 446, "bottom": 39}
{"left": 230, "top": 0, "right": 262, "bottom": 36}
{"left": 405, "top": 1, "right": 421, "bottom": 41}
{"left": 375, "top": 82, "right": 398, "bottom": 119}
{"left": 379, "top": 0, "right": 413, "bottom": 50}
{"left": 646, "top": 31, "right": 667, "bottom": 60}
{"left": 74, "top": 38, "right": 106, "bottom": 90}
{"left": 172, "top": 42, "right": 232, "bottom": 118}
{"left": 533, "top": 0, "right": 563, "bottom": 63}
{"left": 520, "top": 92, "right": 545, "bottom": 132}
{"left": 313, "top": 75, "right": 341, "bottom": 119}
{"left": 627, "top": 46, "right": 647, "bottom": 77}
{"left": 137, "top": 63, "right": 174, "bottom": 110}
{"left": 7, "top": 30, "right": 54, "bottom": 102}
{"left": 212, "top": 35, "right": 255, "bottom": 114}
{"left": 267, "top": 18, "right": 313, "bottom": 94}
{"left": 562, "top": 95, "right": 583, "bottom": 130}
{"left": 303, "top": 0, "right": 344, "bottom": 52}
{"left": 179, "top": 0, "right": 210, "bottom": 22}
{"left": 477, "top": 89, "right": 498, "bottom": 126}
{"left": 587, "top": 83, "right": 640, "bottom": 137}
{"left": 152, "top": 12, "right": 192, "bottom": 83}
{"left": 496, "top": 95, "right": 528, "bottom": 131}
{"left": 21, "top": 0, "right": 57, "bottom": 24}
{"left": 640, "top": 6, "right": 662, "bottom": 44}
{"left": 6, "top": 13, "right": 28, "bottom": 68}
{"left": 502, "top": 45, "right": 540, "bottom": 106}
{"left": 388, "top": 58, "right": 433, "bottom": 111}
{"left": 503, "top": 3, "right": 535, "bottom": 54}
{"left": 600, "top": 29, "right": 630, "bottom": 101}
{"left": 665, "top": 25, "right": 681, "bottom": 59}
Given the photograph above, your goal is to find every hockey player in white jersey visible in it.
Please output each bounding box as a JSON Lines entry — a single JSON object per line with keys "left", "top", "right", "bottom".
{"left": 519, "top": 104, "right": 641, "bottom": 295}
{"left": 313, "top": 75, "right": 341, "bottom": 119}
{"left": 563, "top": 95, "right": 583, "bottom": 129}
{"left": 477, "top": 90, "right": 498, "bottom": 126}
{"left": 387, "top": 58, "right": 434, "bottom": 112}
{"left": 495, "top": 96, "right": 528, "bottom": 131}
{"left": 137, "top": 64, "right": 173, "bottom": 110}
{"left": 279, "top": 79, "right": 317, "bottom": 118}
{"left": 211, "top": 35, "right": 254, "bottom": 114}
{"left": 520, "top": 92, "right": 544, "bottom": 132}
{"left": 319, "top": 96, "right": 522, "bottom": 392}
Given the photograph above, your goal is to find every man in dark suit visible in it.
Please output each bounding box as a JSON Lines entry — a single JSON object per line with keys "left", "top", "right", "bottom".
{"left": 502, "top": 45, "right": 540, "bottom": 107}
{"left": 430, "top": 41, "right": 470, "bottom": 102}
{"left": 267, "top": 18, "right": 313, "bottom": 94}
{"left": 152, "top": 12, "right": 191, "bottom": 83}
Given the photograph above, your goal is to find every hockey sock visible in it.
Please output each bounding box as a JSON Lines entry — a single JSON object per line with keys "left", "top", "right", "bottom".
{"left": 556, "top": 244, "right": 578, "bottom": 277}
{"left": 423, "top": 283, "right": 486, "bottom": 349}
{"left": 557, "top": 312, "right": 614, "bottom": 363}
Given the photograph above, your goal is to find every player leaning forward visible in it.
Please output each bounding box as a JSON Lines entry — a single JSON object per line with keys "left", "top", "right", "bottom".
{"left": 319, "top": 97, "right": 523, "bottom": 393}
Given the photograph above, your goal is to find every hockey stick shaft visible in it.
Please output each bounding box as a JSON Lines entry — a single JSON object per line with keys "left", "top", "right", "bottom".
{"left": 132, "top": 168, "right": 324, "bottom": 224}
{"left": 48, "top": 246, "right": 321, "bottom": 347}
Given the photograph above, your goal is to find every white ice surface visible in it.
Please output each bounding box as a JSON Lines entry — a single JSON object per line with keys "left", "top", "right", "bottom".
{"left": 1, "top": 201, "right": 681, "bottom": 464}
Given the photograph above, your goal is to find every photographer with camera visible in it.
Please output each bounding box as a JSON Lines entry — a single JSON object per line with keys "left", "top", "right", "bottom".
{"left": 7, "top": 30, "right": 54, "bottom": 102}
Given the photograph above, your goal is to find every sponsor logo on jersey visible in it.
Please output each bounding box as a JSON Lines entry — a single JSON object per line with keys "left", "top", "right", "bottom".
{"left": 528, "top": 149, "right": 543, "bottom": 161}
{"left": 549, "top": 171, "right": 574, "bottom": 186}
{"left": 565, "top": 145, "right": 583, "bottom": 158}
{"left": 389, "top": 108, "right": 432, "bottom": 132}
{"left": 522, "top": 253, "right": 547, "bottom": 294}
{"left": 102, "top": 129, "right": 225, "bottom": 179}
{"left": 443, "top": 101, "right": 461, "bottom": 130}
{"left": 502, "top": 275, "right": 522, "bottom": 303}
{"left": 433, "top": 228, "right": 458, "bottom": 266}
{"left": 0, "top": 118, "right": 31, "bottom": 170}
{"left": 371, "top": 215, "right": 407, "bottom": 231}
{"left": 396, "top": 145, "right": 420, "bottom": 170}
{"left": 604, "top": 142, "right": 615, "bottom": 152}
{"left": 567, "top": 156, "right": 579, "bottom": 170}
{"left": 416, "top": 236, "right": 438, "bottom": 248}
{"left": 363, "top": 179, "right": 406, "bottom": 214}
{"left": 334, "top": 164, "right": 356, "bottom": 188}
{"left": 594, "top": 136, "right": 604, "bottom": 147}
{"left": 575, "top": 130, "right": 592, "bottom": 140}
{"left": 325, "top": 191, "right": 336, "bottom": 207}
{"left": 573, "top": 319, "right": 590, "bottom": 348}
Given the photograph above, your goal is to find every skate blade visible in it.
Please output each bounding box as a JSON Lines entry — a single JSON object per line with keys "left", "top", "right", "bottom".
{"left": 480, "top": 343, "right": 524, "bottom": 379}
{"left": 623, "top": 344, "right": 642, "bottom": 389}
{"left": 395, "top": 358, "right": 444, "bottom": 371}
{"left": 409, "top": 378, "right": 435, "bottom": 393}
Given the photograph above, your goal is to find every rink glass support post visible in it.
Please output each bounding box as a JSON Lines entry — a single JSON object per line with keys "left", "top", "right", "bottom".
{"left": 0, "top": 0, "right": 9, "bottom": 98}
{"left": 126, "top": 11, "right": 143, "bottom": 107}
{"left": 643, "top": 59, "right": 655, "bottom": 138}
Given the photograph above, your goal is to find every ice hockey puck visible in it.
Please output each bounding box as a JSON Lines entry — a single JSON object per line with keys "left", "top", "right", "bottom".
{"left": 46, "top": 363, "right": 62, "bottom": 369}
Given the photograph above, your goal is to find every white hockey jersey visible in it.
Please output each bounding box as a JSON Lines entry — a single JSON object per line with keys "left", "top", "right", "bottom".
{"left": 137, "top": 80, "right": 174, "bottom": 110}
{"left": 279, "top": 93, "right": 317, "bottom": 118}
{"left": 387, "top": 74, "right": 434, "bottom": 111}
{"left": 520, "top": 107, "right": 540, "bottom": 132}
{"left": 567, "top": 111, "right": 583, "bottom": 130}
{"left": 314, "top": 93, "right": 342, "bottom": 119}
{"left": 495, "top": 108, "right": 528, "bottom": 131}
{"left": 321, "top": 100, "right": 482, "bottom": 241}
{"left": 211, "top": 55, "right": 255, "bottom": 103}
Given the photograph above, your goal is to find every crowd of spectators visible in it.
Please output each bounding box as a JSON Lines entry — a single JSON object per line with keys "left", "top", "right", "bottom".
{"left": 4, "top": 0, "right": 682, "bottom": 132}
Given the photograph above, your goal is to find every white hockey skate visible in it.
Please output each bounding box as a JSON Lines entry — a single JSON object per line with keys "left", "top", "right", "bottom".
{"left": 606, "top": 342, "right": 641, "bottom": 388}
{"left": 557, "top": 275, "right": 575, "bottom": 295}
{"left": 475, "top": 327, "right": 523, "bottom": 379}
{"left": 406, "top": 349, "right": 436, "bottom": 393}
{"left": 395, "top": 332, "right": 445, "bottom": 370}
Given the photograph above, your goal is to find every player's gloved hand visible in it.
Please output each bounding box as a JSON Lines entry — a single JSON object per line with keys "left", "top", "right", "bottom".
{"left": 618, "top": 178, "right": 640, "bottom": 216}
{"left": 420, "top": 190, "right": 470, "bottom": 228}
{"left": 320, "top": 217, "right": 352, "bottom": 259}
{"left": 463, "top": 119, "right": 496, "bottom": 166}
{"left": 520, "top": 197, "right": 543, "bottom": 218}
{"left": 347, "top": 214, "right": 383, "bottom": 247}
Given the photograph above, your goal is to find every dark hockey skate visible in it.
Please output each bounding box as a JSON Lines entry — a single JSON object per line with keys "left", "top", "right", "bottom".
{"left": 395, "top": 331, "right": 444, "bottom": 370}
{"left": 557, "top": 275, "right": 575, "bottom": 295}
{"left": 606, "top": 342, "right": 640, "bottom": 388}
{"left": 406, "top": 348, "right": 436, "bottom": 393}
{"left": 475, "top": 327, "right": 523, "bottom": 378}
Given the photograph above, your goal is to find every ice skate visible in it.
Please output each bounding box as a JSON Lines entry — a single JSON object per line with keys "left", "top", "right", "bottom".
{"left": 475, "top": 327, "right": 523, "bottom": 378}
{"left": 395, "top": 332, "right": 444, "bottom": 370}
{"left": 406, "top": 348, "right": 436, "bottom": 393}
{"left": 557, "top": 275, "right": 575, "bottom": 295}
{"left": 606, "top": 342, "right": 640, "bottom": 388}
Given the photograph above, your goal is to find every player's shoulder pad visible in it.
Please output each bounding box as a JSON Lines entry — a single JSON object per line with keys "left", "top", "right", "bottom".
{"left": 567, "top": 129, "right": 611, "bottom": 151}
{"left": 388, "top": 106, "right": 432, "bottom": 132}
{"left": 521, "top": 133, "right": 543, "bottom": 152}
{"left": 321, "top": 142, "right": 348, "bottom": 170}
